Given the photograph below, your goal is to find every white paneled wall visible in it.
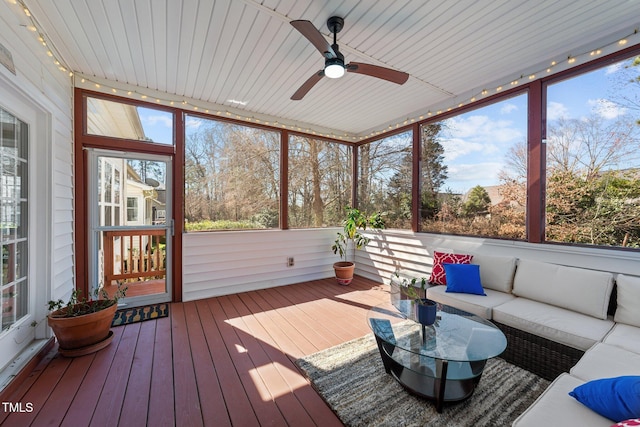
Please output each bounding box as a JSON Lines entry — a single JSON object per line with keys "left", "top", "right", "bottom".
{"left": 182, "top": 228, "right": 343, "bottom": 301}
{"left": 0, "top": 2, "right": 74, "bottom": 352}
{"left": 357, "top": 230, "right": 640, "bottom": 284}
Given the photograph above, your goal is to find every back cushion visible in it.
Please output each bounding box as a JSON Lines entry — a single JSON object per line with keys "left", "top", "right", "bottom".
{"left": 614, "top": 274, "right": 640, "bottom": 327}
{"left": 513, "top": 259, "right": 614, "bottom": 319}
{"left": 471, "top": 253, "right": 517, "bottom": 293}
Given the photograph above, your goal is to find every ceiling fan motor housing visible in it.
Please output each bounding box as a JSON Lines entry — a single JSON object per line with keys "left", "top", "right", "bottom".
{"left": 327, "top": 16, "right": 344, "bottom": 34}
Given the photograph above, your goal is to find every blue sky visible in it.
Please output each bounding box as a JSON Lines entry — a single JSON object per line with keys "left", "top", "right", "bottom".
{"left": 440, "top": 58, "right": 637, "bottom": 194}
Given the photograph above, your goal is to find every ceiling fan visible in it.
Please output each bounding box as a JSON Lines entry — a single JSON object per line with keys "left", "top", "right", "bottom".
{"left": 290, "top": 16, "right": 410, "bottom": 100}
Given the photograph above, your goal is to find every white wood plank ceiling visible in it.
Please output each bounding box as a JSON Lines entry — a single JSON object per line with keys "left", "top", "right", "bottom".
{"left": 20, "top": 0, "right": 640, "bottom": 138}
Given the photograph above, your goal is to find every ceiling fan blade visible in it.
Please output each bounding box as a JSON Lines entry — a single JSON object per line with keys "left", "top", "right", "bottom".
{"left": 347, "top": 62, "right": 409, "bottom": 85}
{"left": 291, "top": 20, "right": 336, "bottom": 58}
{"left": 291, "top": 70, "right": 325, "bottom": 100}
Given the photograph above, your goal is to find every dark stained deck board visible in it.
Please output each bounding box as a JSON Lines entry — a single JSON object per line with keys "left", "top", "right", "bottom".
{"left": 60, "top": 326, "right": 125, "bottom": 427}
{"left": 91, "top": 322, "right": 141, "bottom": 427}
{"left": 146, "top": 315, "right": 175, "bottom": 427}
{"left": 170, "top": 302, "right": 205, "bottom": 427}
{"left": 182, "top": 300, "right": 232, "bottom": 427}
{"left": 30, "top": 354, "right": 94, "bottom": 426}
{"left": 197, "top": 298, "right": 260, "bottom": 427}
{"left": 217, "top": 294, "right": 316, "bottom": 427}
{"left": 0, "top": 276, "right": 389, "bottom": 427}
{"left": 118, "top": 319, "right": 157, "bottom": 427}
{"left": 206, "top": 296, "right": 288, "bottom": 427}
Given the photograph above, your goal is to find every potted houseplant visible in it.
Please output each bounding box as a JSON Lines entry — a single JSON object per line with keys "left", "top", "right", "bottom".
{"left": 397, "top": 275, "right": 437, "bottom": 326}
{"left": 331, "top": 206, "right": 385, "bottom": 285}
{"left": 47, "top": 283, "right": 127, "bottom": 357}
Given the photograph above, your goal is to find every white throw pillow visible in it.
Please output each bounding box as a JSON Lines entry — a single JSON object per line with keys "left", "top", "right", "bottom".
{"left": 614, "top": 274, "right": 640, "bottom": 327}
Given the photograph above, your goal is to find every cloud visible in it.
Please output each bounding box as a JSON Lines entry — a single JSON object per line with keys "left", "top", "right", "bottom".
{"left": 500, "top": 103, "right": 518, "bottom": 114}
{"left": 141, "top": 114, "right": 173, "bottom": 128}
{"left": 588, "top": 98, "right": 627, "bottom": 119}
{"left": 547, "top": 101, "right": 569, "bottom": 120}
{"left": 445, "top": 162, "right": 503, "bottom": 193}
{"left": 605, "top": 62, "right": 623, "bottom": 75}
{"left": 441, "top": 138, "right": 484, "bottom": 162}
{"left": 186, "top": 117, "right": 203, "bottom": 129}
{"left": 445, "top": 115, "right": 523, "bottom": 145}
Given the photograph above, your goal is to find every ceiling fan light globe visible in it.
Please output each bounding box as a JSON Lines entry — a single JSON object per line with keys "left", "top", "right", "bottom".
{"left": 325, "top": 63, "right": 345, "bottom": 79}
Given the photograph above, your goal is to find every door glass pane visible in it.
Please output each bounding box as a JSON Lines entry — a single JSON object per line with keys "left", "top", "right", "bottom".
{"left": 96, "top": 155, "right": 169, "bottom": 302}
{"left": 1, "top": 107, "right": 28, "bottom": 332}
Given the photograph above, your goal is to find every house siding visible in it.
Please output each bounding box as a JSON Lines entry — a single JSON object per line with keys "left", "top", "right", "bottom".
{"left": 0, "top": 2, "right": 75, "bottom": 330}
{"left": 182, "top": 228, "right": 341, "bottom": 301}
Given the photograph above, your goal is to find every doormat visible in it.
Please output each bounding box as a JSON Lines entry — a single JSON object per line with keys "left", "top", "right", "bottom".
{"left": 111, "top": 303, "right": 169, "bottom": 326}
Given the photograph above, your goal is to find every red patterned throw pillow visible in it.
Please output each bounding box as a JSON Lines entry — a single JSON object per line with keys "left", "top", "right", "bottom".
{"left": 429, "top": 251, "right": 473, "bottom": 285}
{"left": 612, "top": 420, "right": 640, "bottom": 427}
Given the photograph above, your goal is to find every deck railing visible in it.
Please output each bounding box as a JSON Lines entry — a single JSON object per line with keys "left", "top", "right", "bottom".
{"left": 103, "top": 229, "right": 166, "bottom": 285}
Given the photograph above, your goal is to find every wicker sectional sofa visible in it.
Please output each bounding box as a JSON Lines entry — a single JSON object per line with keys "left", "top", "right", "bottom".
{"left": 421, "top": 254, "right": 640, "bottom": 426}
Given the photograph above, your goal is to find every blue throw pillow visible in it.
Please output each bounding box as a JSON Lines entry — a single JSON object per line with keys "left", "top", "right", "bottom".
{"left": 569, "top": 376, "right": 640, "bottom": 422}
{"left": 443, "top": 263, "right": 486, "bottom": 296}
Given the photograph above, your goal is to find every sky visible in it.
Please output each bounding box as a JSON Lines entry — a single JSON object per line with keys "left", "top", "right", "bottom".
{"left": 439, "top": 57, "right": 638, "bottom": 194}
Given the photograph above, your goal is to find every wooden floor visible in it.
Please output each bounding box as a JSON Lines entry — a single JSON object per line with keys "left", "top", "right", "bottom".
{"left": 0, "top": 276, "right": 389, "bottom": 427}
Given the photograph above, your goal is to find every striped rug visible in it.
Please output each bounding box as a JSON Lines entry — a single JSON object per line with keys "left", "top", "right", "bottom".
{"left": 295, "top": 334, "right": 549, "bottom": 427}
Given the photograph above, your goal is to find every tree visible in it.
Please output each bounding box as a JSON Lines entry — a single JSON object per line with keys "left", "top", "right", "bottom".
{"left": 461, "top": 185, "right": 491, "bottom": 216}
{"left": 420, "top": 123, "right": 448, "bottom": 219}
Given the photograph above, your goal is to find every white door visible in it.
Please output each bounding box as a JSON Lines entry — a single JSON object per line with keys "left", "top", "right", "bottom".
{"left": 0, "top": 89, "right": 50, "bottom": 372}
{"left": 88, "top": 150, "right": 172, "bottom": 307}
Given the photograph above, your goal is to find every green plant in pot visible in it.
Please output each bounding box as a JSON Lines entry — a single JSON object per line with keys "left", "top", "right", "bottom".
{"left": 331, "top": 206, "right": 385, "bottom": 285}
{"left": 47, "top": 283, "right": 127, "bottom": 357}
{"left": 399, "top": 276, "right": 437, "bottom": 326}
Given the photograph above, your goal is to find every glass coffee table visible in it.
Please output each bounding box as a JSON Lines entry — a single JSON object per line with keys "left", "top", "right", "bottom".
{"left": 367, "top": 300, "right": 507, "bottom": 413}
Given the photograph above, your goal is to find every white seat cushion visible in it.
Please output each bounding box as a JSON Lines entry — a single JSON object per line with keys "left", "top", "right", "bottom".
{"left": 469, "top": 253, "right": 517, "bottom": 293}
{"left": 492, "top": 298, "right": 614, "bottom": 350}
{"left": 603, "top": 323, "right": 640, "bottom": 354}
{"left": 512, "top": 259, "right": 614, "bottom": 320}
{"left": 570, "top": 342, "right": 640, "bottom": 382}
{"left": 614, "top": 274, "right": 640, "bottom": 327}
{"left": 426, "top": 286, "right": 515, "bottom": 319}
{"left": 512, "top": 373, "right": 614, "bottom": 426}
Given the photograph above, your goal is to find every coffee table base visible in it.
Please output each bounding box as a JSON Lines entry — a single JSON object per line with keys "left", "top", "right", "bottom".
{"left": 375, "top": 337, "right": 486, "bottom": 413}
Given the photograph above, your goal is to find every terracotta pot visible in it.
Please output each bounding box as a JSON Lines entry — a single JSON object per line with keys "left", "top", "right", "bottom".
{"left": 47, "top": 302, "right": 117, "bottom": 356}
{"left": 333, "top": 261, "right": 355, "bottom": 285}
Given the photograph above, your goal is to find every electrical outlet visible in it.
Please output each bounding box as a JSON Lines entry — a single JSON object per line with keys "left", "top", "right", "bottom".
{"left": 287, "top": 257, "right": 294, "bottom": 267}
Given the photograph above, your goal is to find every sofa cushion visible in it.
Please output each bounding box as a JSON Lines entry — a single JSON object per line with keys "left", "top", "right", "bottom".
{"left": 470, "top": 253, "right": 517, "bottom": 293}
{"left": 604, "top": 323, "right": 640, "bottom": 355}
{"left": 614, "top": 274, "right": 640, "bottom": 327}
{"left": 444, "top": 263, "right": 486, "bottom": 295}
{"left": 429, "top": 251, "right": 473, "bottom": 285}
{"left": 492, "top": 298, "right": 615, "bottom": 350}
{"left": 512, "top": 259, "right": 614, "bottom": 320}
{"left": 569, "top": 376, "right": 640, "bottom": 423}
{"left": 571, "top": 343, "right": 640, "bottom": 382}
{"left": 512, "top": 373, "right": 614, "bottom": 426}
{"left": 427, "top": 286, "right": 515, "bottom": 319}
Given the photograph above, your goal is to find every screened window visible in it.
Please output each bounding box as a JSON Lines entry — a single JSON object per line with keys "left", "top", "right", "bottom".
{"left": 288, "top": 136, "right": 352, "bottom": 228}
{"left": 358, "top": 131, "right": 413, "bottom": 229}
{"left": 545, "top": 55, "right": 640, "bottom": 248}
{"left": 184, "top": 116, "right": 280, "bottom": 231}
{"left": 86, "top": 96, "right": 174, "bottom": 145}
{"left": 420, "top": 94, "right": 528, "bottom": 238}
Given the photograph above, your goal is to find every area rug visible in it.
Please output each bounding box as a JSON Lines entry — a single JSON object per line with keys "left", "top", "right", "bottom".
{"left": 295, "top": 334, "right": 549, "bottom": 427}
{"left": 111, "top": 303, "right": 169, "bottom": 326}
